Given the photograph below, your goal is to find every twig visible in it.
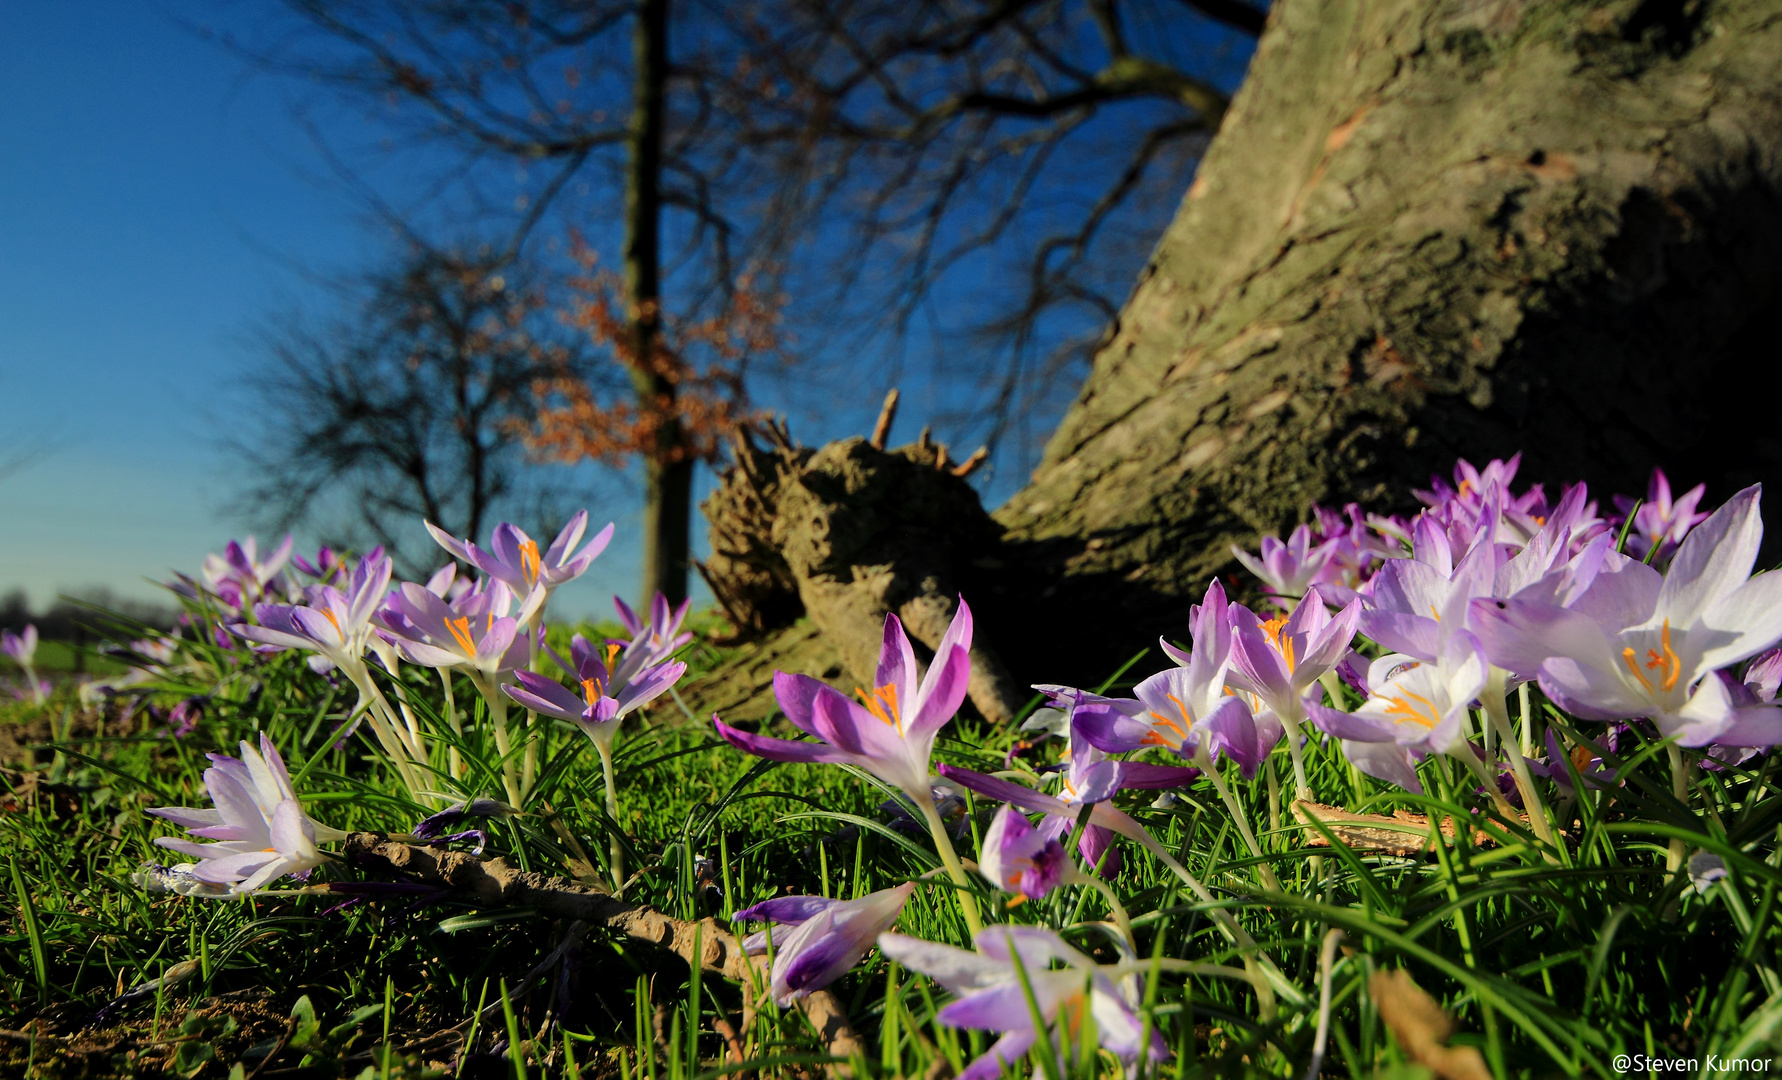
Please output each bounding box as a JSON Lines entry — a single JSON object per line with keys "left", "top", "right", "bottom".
{"left": 949, "top": 447, "right": 988, "bottom": 478}
{"left": 869, "top": 388, "right": 900, "bottom": 449}
{"left": 242, "top": 1019, "right": 293, "bottom": 1080}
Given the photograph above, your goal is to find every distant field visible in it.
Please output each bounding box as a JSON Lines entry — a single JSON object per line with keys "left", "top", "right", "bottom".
{"left": 7, "top": 638, "right": 129, "bottom": 675}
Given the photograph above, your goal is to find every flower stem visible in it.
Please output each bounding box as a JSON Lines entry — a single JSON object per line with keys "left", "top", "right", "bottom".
{"left": 473, "top": 674, "right": 523, "bottom": 808}
{"left": 1203, "top": 759, "right": 1282, "bottom": 892}
{"left": 1666, "top": 743, "right": 1688, "bottom": 873}
{"left": 914, "top": 794, "right": 982, "bottom": 936}
{"left": 1283, "top": 721, "right": 1310, "bottom": 800}
{"left": 345, "top": 667, "right": 428, "bottom": 802}
{"left": 439, "top": 669, "right": 463, "bottom": 781}
{"left": 1128, "top": 830, "right": 1289, "bottom": 1017}
{"left": 597, "top": 742, "right": 626, "bottom": 894}
{"left": 521, "top": 710, "right": 539, "bottom": 798}
{"left": 1482, "top": 670, "right": 1558, "bottom": 848}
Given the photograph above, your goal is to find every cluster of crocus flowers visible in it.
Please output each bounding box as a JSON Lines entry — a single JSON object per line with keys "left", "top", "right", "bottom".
{"left": 1221, "top": 456, "right": 1782, "bottom": 869}
{"left": 233, "top": 550, "right": 437, "bottom": 799}
{"left": 2, "top": 623, "right": 43, "bottom": 704}
{"left": 143, "top": 508, "right": 696, "bottom": 903}
{"left": 147, "top": 735, "right": 344, "bottom": 896}
{"left": 188, "top": 510, "right": 633, "bottom": 810}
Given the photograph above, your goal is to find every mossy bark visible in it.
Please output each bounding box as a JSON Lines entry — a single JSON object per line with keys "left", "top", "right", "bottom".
{"left": 693, "top": 0, "right": 1782, "bottom": 713}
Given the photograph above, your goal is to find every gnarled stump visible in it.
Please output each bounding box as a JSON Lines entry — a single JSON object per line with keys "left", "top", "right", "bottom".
{"left": 698, "top": 423, "right": 1026, "bottom": 724}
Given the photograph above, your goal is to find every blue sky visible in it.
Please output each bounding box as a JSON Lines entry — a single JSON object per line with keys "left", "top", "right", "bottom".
{"left": 0, "top": 2, "right": 1250, "bottom": 623}
{"left": 0, "top": 2, "right": 646, "bottom": 619}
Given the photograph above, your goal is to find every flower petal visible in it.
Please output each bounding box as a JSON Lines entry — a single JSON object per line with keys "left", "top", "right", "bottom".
{"left": 713, "top": 715, "right": 854, "bottom": 766}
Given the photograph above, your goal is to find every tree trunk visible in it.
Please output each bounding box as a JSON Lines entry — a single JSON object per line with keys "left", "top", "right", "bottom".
{"left": 627, "top": 0, "right": 692, "bottom": 609}
{"left": 692, "top": 0, "right": 1782, "bottom": 713}
{"left": 992, "top": 0, "right": 1782, "bottom": 676}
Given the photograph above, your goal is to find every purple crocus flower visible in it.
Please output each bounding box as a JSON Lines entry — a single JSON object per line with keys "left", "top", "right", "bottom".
{"left": 290, "top": 546, "right": 346, "bottom": 583}
{"left": 615, "top": 592, "right": 693, "bottom": 662}
{"left": 1226, "top": 590, "right": 1359, "bottom": 793}
{"left": 234, "top": 552, "right": 395, "bottom": 676}
{"left": 1526, "top": 728, "right": 1618, "bottom": 794}
{"left": 195, "top": 535, "right": 295, "bottom": 612}
{"left": 978, "top": 806, "right": 1071, "bottom": 902}
{"left": 879, "top": 925, "right": 1168, "bottom": 1080}
{"left": 506, "top": 634, "right": 684, "bottom": 883}
{"left": 1357, "top": 509, "right": 1498, "bottom": 663}
{"left": 376, "top": 580, "right": 531, "bottom": 676}
{"left": 1470, "top": 486, "right": 1782, "bottom": 748}
{"left": 427, "top": 510, "right": 615, "bottom": 611}
{"left": 1075, "top": 583, "right": 1273, "bottom": 778}
{"left": 1306, "top": 635, "right": 1489, "bottom": 793}
{"left": 504, "top": 633, "right": 686, "bottom": 753}
{"left": 713, "top": 601, "right": 974, "bottom": 802}
{"left": 1, "top": 624, "right": 42, "bottom": 705}
{"left": 2, "top": 624, "right": 38, "bottom": 666}
{"left": 733, "top": 883, "right": 914, "bottom": 1004}
{"left": 164, "top": 696, "right": 206, "bottom": 739}
{"left": 1231, "top": 523, "right": 1339, "bottom": 598}
{"left": 147, "top": 734, "right": 344, "bottom": 895}
{"left": 1613, "top": 468, "right": 1709, "bottom": 562}
{"left": 607, "top": 592, "right": 694, "bottom": 697}
{"left": 938, "top": 734, "right": 1196, "bottom": 873}
{"left": 1066, "top": 583, "right": 1288, "bottom": 882}
{"left": 1699, "top": 652, "right": 1782, "bottom": 756}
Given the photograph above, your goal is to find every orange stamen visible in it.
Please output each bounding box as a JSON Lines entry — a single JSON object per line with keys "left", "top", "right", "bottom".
{"left": 1147, "top": 712, "right": 1189, "bottom": 739}
{"left": 855, "top": 683, "right": 902, "bottom": 729}
{"left": 1262, "top": 616, "right": 1297, "bottom": 672}
{"left": 1381, "top": 688, "right": 1438, "bottom": 728}
{"left": 445, "top": 616, "right": 478, "bottom": 654}
{"left": 1648, "top": 620, "right": 1682, "bottom": 692}
{"left": 519, "top": 538, "right": 541, "bottom": 586}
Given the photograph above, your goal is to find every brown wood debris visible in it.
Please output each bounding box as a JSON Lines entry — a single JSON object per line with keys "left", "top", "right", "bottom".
{"left": 1290, "top": 801, "right": 1504, "bottom": 856}
{"left": 342, "top": 833, "right": 863, "bottom": 1070}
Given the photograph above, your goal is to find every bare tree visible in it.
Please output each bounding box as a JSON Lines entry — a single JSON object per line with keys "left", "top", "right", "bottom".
{"left": 219, "top": 0, "right": 1263, "bottom": 595}
{"left": 237, "top": 245, "right": 582, "bottom": 576}
{"left": 678, "top": 0, "right": 1262, "bottom": 465}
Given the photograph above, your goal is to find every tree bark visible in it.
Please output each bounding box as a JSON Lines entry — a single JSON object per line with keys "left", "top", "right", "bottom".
{"left": 627, "top": 0, "right": 692, "bottom": 609}
{"left": 992, "top": 0, "right": 1782, "bottom": 675}
{"left": 692, "top": 0, "right": 1782, "bottom": 711}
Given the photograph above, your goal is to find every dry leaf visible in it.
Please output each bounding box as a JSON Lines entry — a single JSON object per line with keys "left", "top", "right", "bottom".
{"left": 1370, "top": 969, "right": 1493, "bottom": 1080}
